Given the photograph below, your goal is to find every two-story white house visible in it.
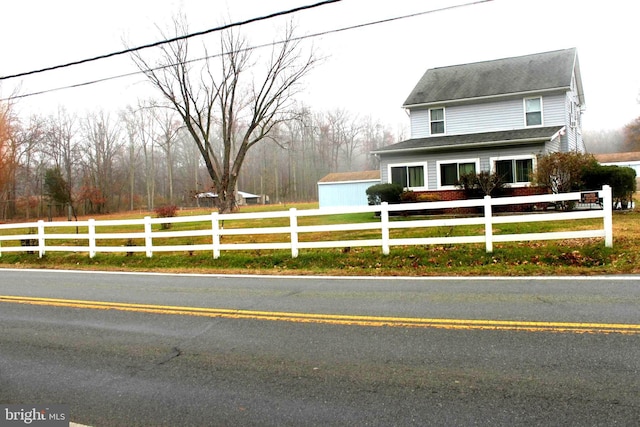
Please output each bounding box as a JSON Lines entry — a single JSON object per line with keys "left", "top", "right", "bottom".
{"left": 372, "top": 48, "right": 586, "bottom": 198}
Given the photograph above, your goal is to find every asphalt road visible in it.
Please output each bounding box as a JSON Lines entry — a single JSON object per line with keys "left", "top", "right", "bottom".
{"left": 1, "top": 269, "right": 639, "bottom": 426}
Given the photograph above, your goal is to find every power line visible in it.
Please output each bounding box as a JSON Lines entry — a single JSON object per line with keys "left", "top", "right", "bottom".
{"left": 0, "top": 0, "right": 342, "bottom": 82}
{"left": 3, "top": 0, "right": 493, "bottom": 102}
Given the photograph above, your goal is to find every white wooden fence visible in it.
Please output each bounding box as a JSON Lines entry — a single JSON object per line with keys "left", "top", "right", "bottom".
{"left": 0, "top": 186, "right": 613, "bottom": 259}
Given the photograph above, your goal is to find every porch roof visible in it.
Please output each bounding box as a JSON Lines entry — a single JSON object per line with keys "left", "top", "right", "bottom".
{"left": 371, "top": 126, "right": 564, "bottom": 155}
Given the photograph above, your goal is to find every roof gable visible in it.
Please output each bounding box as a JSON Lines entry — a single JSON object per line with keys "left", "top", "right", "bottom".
{"left": 404, "top": 48, "right": 579, "bottom": 107}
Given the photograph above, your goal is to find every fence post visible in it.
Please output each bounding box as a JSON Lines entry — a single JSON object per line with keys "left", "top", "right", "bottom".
{"left": 88, "top": 219, "right": 96, "bottom": 258}
{"left": 211, "top": 212, "right": 220, "bottom": 259}
{"left": 37, "top": 220, "right": 45, "bottom": 258}
{"left": 144, "top": 216, "right": 153, "bottom": 258}
{"left": 290, "top": 208, "right": 299, "bottom": 258}
{"left": 602, "top": 185, "right": 613, "bottom": 248}
{"left": 381, "top": 202, "right": 390, "bottom": 255}
{"left": 484, "top": 195, "right": 493, "bottom": 253}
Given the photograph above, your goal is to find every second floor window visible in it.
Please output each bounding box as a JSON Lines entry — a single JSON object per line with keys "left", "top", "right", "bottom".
{"left": 430, "top": 108, "right": 445, "bottom": 134}
{"left": 525, "top": 97, "right": 542, "bottom": 126}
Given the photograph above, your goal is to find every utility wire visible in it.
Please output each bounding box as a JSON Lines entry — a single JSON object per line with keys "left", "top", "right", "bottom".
{"left": 0, "top": 0, "right": 342, "bottom": 82}
{"left": 3, "top": 0, "right": 493, "bottom": 101}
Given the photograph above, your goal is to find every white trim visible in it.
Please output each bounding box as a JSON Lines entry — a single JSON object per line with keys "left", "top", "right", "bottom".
{"left": 403, "top": 87, "right": 568, "bottom": 109}
{"left": 318, "top": 179, "right": 380, "bottom": 185}
{"left": 436, "top": 158, "right": 480, "bottom": 190}
{"left": 429, "top": 107, "right": 446, "bottom": 135}
{"left": 550, "top": 126, "right": 566, "bottom": 141}
{"left": 489, "top": 154, "right": 536, "bottom": 188}
{"left": 371, "top": 135, "right": 552, "bottom": 155}
{"left": 524, "top": 96, "right": 543, "bottom": 127}
{"left": 600, "top": 161, "right": 640, "bottom": 167}
{"left": 387, "top": 161, "right": 428, "bottom": 191}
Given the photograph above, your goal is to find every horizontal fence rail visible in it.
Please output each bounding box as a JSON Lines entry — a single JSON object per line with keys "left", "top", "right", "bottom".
{"left": 0, "top": 186, "right": 613, "bottom": 259}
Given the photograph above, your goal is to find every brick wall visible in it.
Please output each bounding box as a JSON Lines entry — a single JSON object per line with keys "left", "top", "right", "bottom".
{"left": 412, "top": 187, "right": 548, "bottom": 214}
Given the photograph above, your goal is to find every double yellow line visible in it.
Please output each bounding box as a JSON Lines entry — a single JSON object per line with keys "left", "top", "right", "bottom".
{"left": 2, "top": 295, "right": 639, "bottom": 335}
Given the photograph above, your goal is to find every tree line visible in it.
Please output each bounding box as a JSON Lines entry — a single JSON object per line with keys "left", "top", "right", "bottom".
{"left": 0, "top": 99, "right": 401, "bottom": 221}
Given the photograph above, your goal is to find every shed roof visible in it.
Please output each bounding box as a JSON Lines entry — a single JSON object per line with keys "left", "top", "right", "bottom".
{"left": 318, "top": 170, "right": 381, "bottom": 183}
{"left": 593, "top": 152, "right": 640, "bottom": 163}
{"left": 404, "top": 48, "right": 582, "bottom": 107}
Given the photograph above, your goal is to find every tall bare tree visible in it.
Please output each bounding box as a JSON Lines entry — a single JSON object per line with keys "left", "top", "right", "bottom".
{"left": 80, "top": 111, "right": 123, "bottom": 213}
{"left": 152, "top": 107, "right": 181, "bottom": 204}
{"left": 13, "top": 115, "right": 46, "bottom": 218}
{"left": 121, "top": 105, "right": 141, "bottom": 211}
{"left": 44, "top": 107, "right": 79, "bottom": 216}
{"left": 0, "top": 98, "right": 17, "bottom": 219}
{"left": 132, "top": 18, "right": 317, "bottom": 212}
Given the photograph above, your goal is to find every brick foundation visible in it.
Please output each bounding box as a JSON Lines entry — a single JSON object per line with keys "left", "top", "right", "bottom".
{"left": 413, "top": 187, "right": 548, "bottom": 214}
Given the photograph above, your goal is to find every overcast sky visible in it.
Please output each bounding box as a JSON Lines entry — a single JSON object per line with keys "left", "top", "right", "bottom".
{"left": 2, "top": 0, "right": 639, "bottom": 132}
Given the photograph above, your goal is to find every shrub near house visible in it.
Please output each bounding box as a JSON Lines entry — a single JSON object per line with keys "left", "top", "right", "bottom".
{"left": 366, "top": 183, "right": 403, "bottom": 205}
{"left": 583, "top": 164, "right": 637, "bottom": 208}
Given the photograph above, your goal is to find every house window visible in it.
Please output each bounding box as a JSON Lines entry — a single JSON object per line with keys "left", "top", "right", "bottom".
{"left": 430, "top": 108, "right": 445, "bottom": 135}
{"left": 390, "top": 164, "right": 425, "bottom": 189}
{"left": 524, "top": 97, "right": 542, "bottom": 126}
{"left": 438, "top": 160, "right": 477, "bottom": 187}
{"left": 493, "top": 157, "right": 534, "bottom": 185}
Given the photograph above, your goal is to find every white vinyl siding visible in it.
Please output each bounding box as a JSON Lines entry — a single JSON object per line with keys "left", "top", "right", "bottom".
{"left": 408, "top": 94, "right": 567, "bottom": 138}
{"left": 410, "top": 109, "right": 430, "bottom": 138}
{"left": 445, "top": 99, "right": 523, "bottom": 135}
{"left": 564, "top": 87, "right": 585, "bottom": 153}
{"left": 542, "top": 94, "right": 566, "bottom": 126}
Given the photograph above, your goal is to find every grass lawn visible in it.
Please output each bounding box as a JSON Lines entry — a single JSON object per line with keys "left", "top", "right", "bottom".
{"left": 1, "top": 200, "right": 639, "bottom": 276}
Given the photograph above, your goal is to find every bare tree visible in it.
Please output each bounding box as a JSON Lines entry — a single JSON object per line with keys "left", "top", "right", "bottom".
{"left": 360, "top": 115, "right": 397, "bottom": 170}
{"left": 121, "top": 101, "right": 158, "bottom": 210}
{"left": 0, "top": 98, "right": 17, "bottom": 219}
{"left": 131, "top": 18, "right": 317, "bottom": 213}
{"left": 623, "top": 116, "right": 640, "bottom": 152}
{"left": 15, "top": 115, "right": 46, "bottom": 219}
{"left": 121, "top": 105, "right": 141, "bottom": 211}
{"left": 173, "top": 127, "right": 204, "bottom": 205}
{"left": 80, "top": 111, "right": 123, "bottom": 213}
{"left": 43, "top": 107, "right": 79, "bottom": 216}
{"left": 584, "top": 128, "right": 625, "bottom": 153}
{"left": 152, "top": 107, "right": 181, "bottom": 205}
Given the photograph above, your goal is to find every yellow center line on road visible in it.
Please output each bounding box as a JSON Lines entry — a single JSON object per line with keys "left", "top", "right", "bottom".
{"left": 1, "top": 294, "right": 639, "bottom": 335}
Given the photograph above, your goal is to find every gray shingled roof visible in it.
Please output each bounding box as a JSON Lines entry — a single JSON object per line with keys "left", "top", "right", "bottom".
{"left": 404, "top": 48, "right": 581, "bottom": 107}
{"left": 371, "top": 126, "right": 564, "bottom": 155}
